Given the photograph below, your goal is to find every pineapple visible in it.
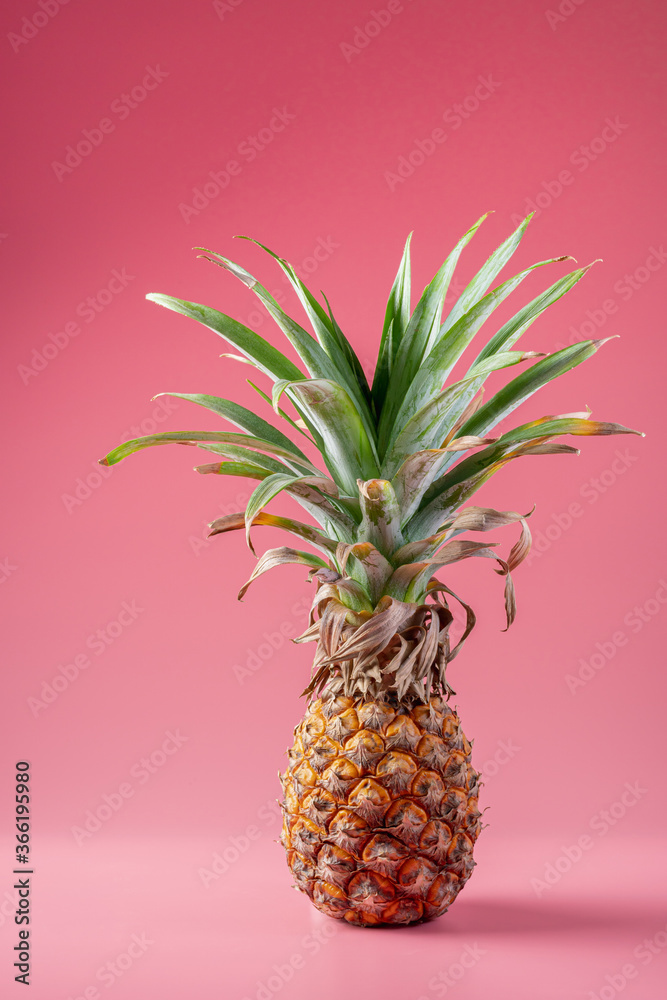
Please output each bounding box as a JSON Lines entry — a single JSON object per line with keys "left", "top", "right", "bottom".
{"left": 101, "top": 214, "right": 641, "bottom": 926}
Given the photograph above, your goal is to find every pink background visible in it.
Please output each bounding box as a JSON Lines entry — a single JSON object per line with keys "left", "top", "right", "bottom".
{"left": 2, "top": 0, "right": 666, "bottom": 996}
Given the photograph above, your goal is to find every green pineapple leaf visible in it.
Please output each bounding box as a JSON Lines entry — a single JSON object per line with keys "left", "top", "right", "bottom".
{"left": 468, "top": 262, "right": 595, "bottom": 369}
{"left": 146, "top": 294, "right": 302, "bottom": 382}
{"left": 372, "top": 231, "right": 413, "bottom": 413}
{"left": 233, "top": 237, "right": 373, "bottom": 406}
{"left": 192, "top": 439, "right": 315, "bottom": 477}
{"left": 100, "top": 430, "right": 304, "bottom": 472}
{"left": 386, "top": 256, "right": 568, "bottom": 449}
{"left": 288, "top": 380, "right": 381, "bottom": 496}
{"left": 208, "top": 510, "right": 339, "bottom": 559}
{"left": 238, "top": 547, "right": 329, "bottom": 600}
{"left": 436, "top": 214, "right": 533, "bottom": 342}
{"left": 153, "top": 392, "right": 312, "bottom": 463}
{"left": 382, "top": 350, "right": 541, "bottom": 478}
{"left": 428, "top": 414, "right": 642, "bottom": 499}
{"left": 377, "top": 213, "right": 489, "bottom": 442}
{"left": 197, "top": 247, "right": 376, "bottom": 444}
{"left": 244, "top": 472, "right": 311, "bottom": 552}
{"left": 459, "top": 338, "right": 619, "bottom": 440}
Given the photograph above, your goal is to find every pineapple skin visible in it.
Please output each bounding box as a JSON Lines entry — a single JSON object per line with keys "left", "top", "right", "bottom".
{"left": 280, "top": 694, "right": 481, "bottom": 926}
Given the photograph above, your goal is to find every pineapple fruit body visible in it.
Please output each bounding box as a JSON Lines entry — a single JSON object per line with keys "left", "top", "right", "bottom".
{"left": 281, "top": 694, "right": 480, "bottom": 926}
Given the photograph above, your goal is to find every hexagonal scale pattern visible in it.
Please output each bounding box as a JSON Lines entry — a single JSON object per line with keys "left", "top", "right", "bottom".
{"left": 281, "top": 695, "right": 481, "bottom": 926}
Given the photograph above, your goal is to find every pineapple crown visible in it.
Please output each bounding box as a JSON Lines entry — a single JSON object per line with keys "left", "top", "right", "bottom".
{"left": 100, "top": 214, "right": 641, "bottom": 701}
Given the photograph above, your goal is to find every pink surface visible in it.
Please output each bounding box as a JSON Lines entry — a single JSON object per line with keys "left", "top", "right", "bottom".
{"left": 2, "top": 0, "right": 666, "bottom": 996}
